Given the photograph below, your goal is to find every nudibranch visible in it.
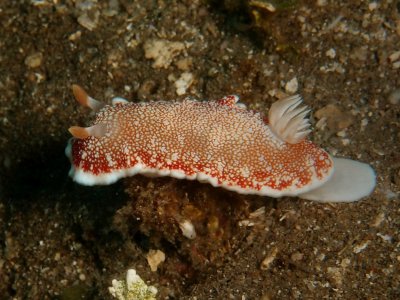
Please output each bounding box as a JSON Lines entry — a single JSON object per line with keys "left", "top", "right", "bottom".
{"left": 66, "top": 85, "right": 376, "bottom": 203}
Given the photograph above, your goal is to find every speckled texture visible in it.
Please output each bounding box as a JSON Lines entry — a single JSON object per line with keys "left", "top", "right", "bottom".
{"left": 68, "top": 96, "right": 332, "bottom": 195}
{"left": 0, "top": 0, "right": 399, "bottom": 299}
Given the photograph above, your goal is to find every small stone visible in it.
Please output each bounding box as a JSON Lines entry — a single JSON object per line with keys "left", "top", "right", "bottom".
{"left": 392, "top": 61, "right": 400, "bottom": 69}
{"left": 144, "top": 39, "right": 186, "bottom": 69}
{"left": 341, "top": 138, "right": 350, "bottom": 146}
{"left": 249, "top": 206, "right": 265, "bottom": 219}
{"left": 24, "top": 52, "right": 43, "bottom": 68}
{"left": 315, "top": 117, "right": 327, "bottom": 130}
{"left": 340, "top": 258, "right": 351, "bottom": 268}
{"left": 239, "top": 206, "right": 265, "bottom": 227}
{"left": 146, "top": 249, "right": 166, "bottom": 272}
{"left": 327, "top": 267, "right": 343, "bottom": 286}
{"left": 175, "top": 72, "right": 194, "bottom": 96}
{"left": 69, "top": 30, "right": 82, "bottom": 41}
{"left": 297, "top": 16, "right": 305, "bottom": 23}
{"left": 260, "top": 293, "right": 271, "bottom": 300}
{"left": 337, "top": 130, "right": 347, "bottom": 137}
{"left": 77, "top": 11, "right": 100, "bottom": 31}
{"left": 388, "top": 89, "right": 400, "bottom": 105}
{"left": 360, "top": 118, "right": 368, "bottom": 128}
{"left": 54, "top": 252, "right": 61, "bottom": 261}
{"left": 353, "top": 240, "right": 370, "bottom": 254}
{"left": 376, "top": 233, "right": 393, "bottom": 242}
{"left": 315, "top": 104, "right": 353, "bottom": 131}
{"left": 368, "top": 2, "right": 378, "bottom": 11}
{"left": 291, "top": 252, "right": 304, "bottom": 262}
{"left": 103, "top": 0, "right": 120, "bottom": 17}
{"left": 260, "top": 247, "right": 278, "bottom": 270}
{"left": 178, "top": 219, "right": 196, "bottom": 239}
{"left": 325, "top": 48, "right": 336, "bottom": 59}
{"left": 389, "top": 51, "right": 400, "bottom": 63}
{"left": 285, "top": 77, "right": 298, "bottom": 94}
{"left": 175, "top": 57, "right": 193, "bottom": 71}
{"left": 370, "top": 212, "right": 385, "bottom": 227}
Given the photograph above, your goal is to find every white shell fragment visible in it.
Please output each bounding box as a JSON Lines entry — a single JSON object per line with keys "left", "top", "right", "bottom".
{"left": 260, "top": 247, "right": 279, "bottom": 270}
{"left": 146, "top": 249, "right": 166, "bottom": 272}
{"left": 178, "top": 220, "right": 197, "bottom": 239}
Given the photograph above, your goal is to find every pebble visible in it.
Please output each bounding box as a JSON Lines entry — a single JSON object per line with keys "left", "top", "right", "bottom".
{"left": 290, "top": 251, "right": 304, "bottom": 262}
{"left": 340, "top": 258, "right": 351, "bottom": 268}
{"left": 260, "top": 247, "right": 278, "bottom": 270}
{"left": 238, "top": 207, "right": 265, "bottom": 227}
{"left": 325, "top": 48, "right": 336, "bottom": 59}
{"left": 175, "top": 57, "right": 193, "bottom": 71}
{"left": 360, "top": 118, "right": 368, "bottom": 129}
{"left": 68, "top": 30, "right": 82, "bottom": 41}
{"left": 389, "top": 51, "right": 400, "bottom": 69}
{"left": 388, "top": 51, "right": 400, "bottom": 63}
{"left": 103, "top": 0, "right": 120, "bottom": 17}
{"left": 337, "top": 130, "right": 347, "bottom": 137}
{"left": 77, "top": 12, "right": 99, "bottom": 31}
{"left": 174, "top": 72, "right": 194, "bottom": 95}
{"left": 353, "top": 240, "right": 370, "bottom": 254}
{"left": 146, "top": 249, "right": 166, "bottom": 272}
{"left": 178, "top": 219, "right": 196, "bottom": 239}
{"left": 319, "top": 62, "right": 345, "bottom": 74}
{"left": 284, "top": 77, "right": 298, "bottom": 94}
{"left": 24, "top": 52, "right": 43, "bottom": 68}
{"left": 392, "top": 61, "right": 400, "bottom": 69}
{"left": 144, "top": 39, "right": 186, "bottom": 69}
{"left": 341, "top": 138, "right": 350, "bottom": 146}
{"left": 376, "top": 233, "right": 393, "bottom": 243}
{"left": 327, "top": 267, "right": 343, "bottom": 286}
{"left": 370, "top": 212, "right": 385, "bottom": 227}
{"left": 368, "top": 2, "right": 378, "bottom": 11}
{"left": 54, "top": 252, "right": 61, "bottom": 261}
{"left": 388, "top": 89, "right": 400, "bottom": 105}
{"left": 314, "top": 104, "right": 353, "bottom": 131}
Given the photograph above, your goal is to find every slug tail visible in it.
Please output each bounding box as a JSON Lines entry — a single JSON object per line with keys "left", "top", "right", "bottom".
{"left": 299, "top": 157, "right": 376, "bottom": 203}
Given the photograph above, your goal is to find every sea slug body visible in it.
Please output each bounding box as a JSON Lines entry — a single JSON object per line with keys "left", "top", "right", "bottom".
{"left": 66, "top": 85, "right": 376, "bottom": 203}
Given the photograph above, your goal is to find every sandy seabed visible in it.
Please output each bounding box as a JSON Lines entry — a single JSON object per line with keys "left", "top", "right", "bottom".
{"left": 0, "top": 1, "right": 399, "bottom": 299}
